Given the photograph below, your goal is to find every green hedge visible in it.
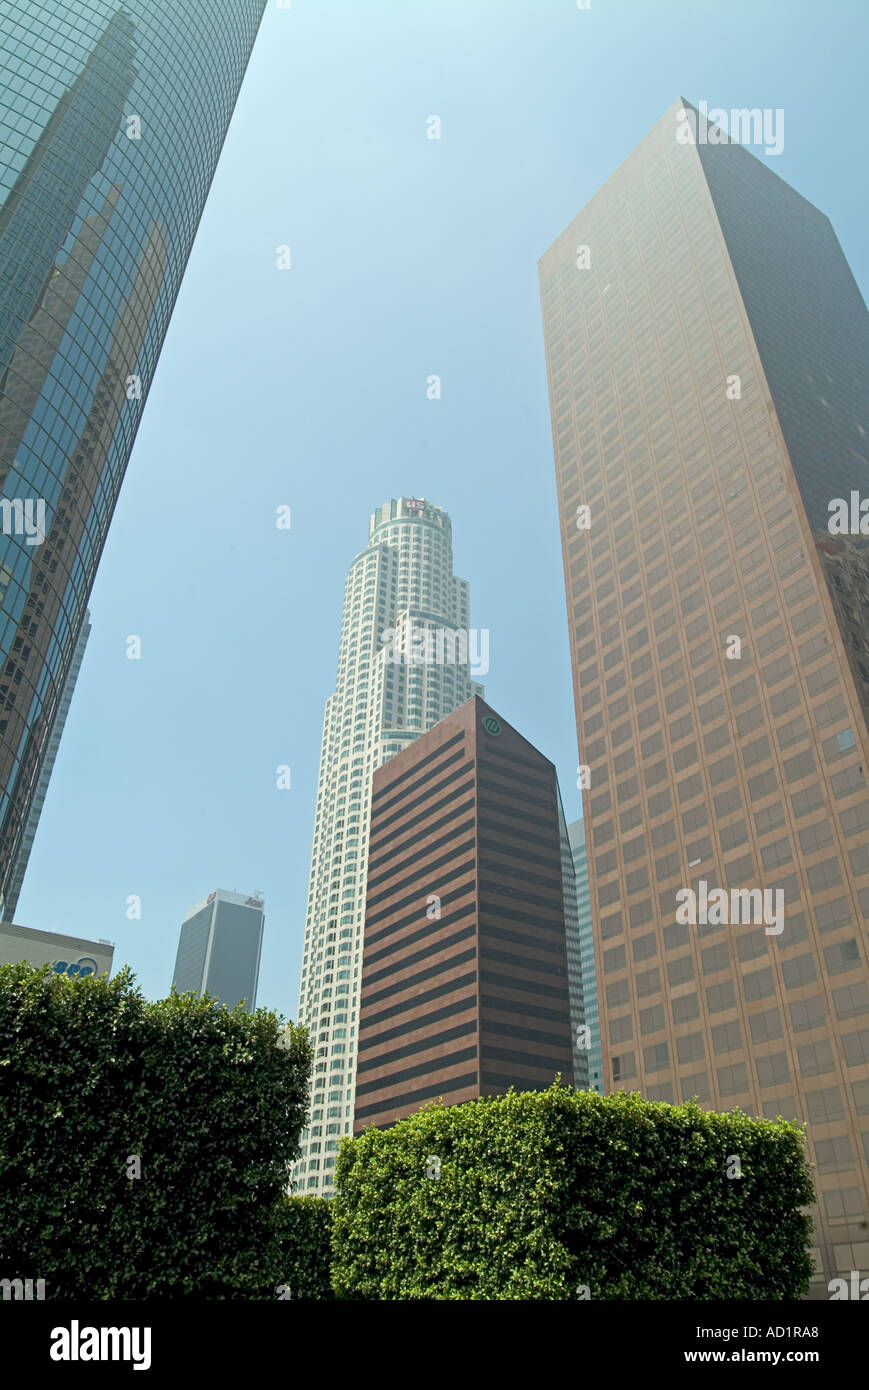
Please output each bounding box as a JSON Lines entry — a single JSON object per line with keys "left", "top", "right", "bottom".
{"left": 331, "top": 1083, "right": 815, "bottom": 1299}
{"left": 273, "top": 1196, "right": 333, "bottom": 1299}
{"left": 0, "top": 963, "right": 311, "bottom": 1298}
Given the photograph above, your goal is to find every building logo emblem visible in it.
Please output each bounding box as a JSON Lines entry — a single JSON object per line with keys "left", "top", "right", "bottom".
{"left": 482, "top": 715, "right": 501, "bottom": 736}
{"left": 52, "top": 957, "right": 99, "bottom": 979}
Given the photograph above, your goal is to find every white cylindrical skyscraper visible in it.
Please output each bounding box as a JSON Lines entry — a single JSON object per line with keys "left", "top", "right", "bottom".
{"left": 295, "top": 497, "right": 483, "bottom": 1194}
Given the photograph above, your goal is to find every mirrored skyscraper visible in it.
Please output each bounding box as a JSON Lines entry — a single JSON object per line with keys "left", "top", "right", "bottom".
{"left": 0, "top": 0, "right": 267, "bottom": 916}
{"left": 295, "top": 497, "right": 483, "bottom": 1194}
{"left": 568, "top": 819, "right": 602, "bottom": 1094}
{"left": 3, "top": 610, "right": 91, "bottom": 916}
{"left": 541, "top": 99, "right": 869, "bottom": 1294}
{"left": 172, "top": 889, "right": 264, "bottom": 1014}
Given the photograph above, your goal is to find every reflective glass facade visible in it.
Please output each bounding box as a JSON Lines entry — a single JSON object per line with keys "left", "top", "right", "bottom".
{"left": 558, "top": 794, "right": 589, "bottom": 1089}
{"left": 172, "top": 889, "right": 264, "bottom": 1013}
{"left": 4, "top": 607, "right": 90, "bottom": 916}
{"left": 0, "top": 0, "right": 266, "bottom": 913}
{"left": 569, "top": 818, "right": 602, "bottom": 1093}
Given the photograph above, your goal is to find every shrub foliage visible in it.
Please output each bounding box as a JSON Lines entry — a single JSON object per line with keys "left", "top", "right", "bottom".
{"left": 0, "top": 963, "right": 311, "bottom": 1298}
{"left": 331, "top": 1083, "right": 815, "bottom": 1300}
{"left": 273, "top": 1195, "right": 333, "bottom": 1299}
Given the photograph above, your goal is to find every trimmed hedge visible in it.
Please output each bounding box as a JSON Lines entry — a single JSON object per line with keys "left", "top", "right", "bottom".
{"left": 273, "top": 1196, "right": 333, "bottom": 1299}
{"left": 332, "top": 1083, "right": 815, "bottom": 1299}
{"left": 0, "top": 963, "right": 311, "bottom": 1298}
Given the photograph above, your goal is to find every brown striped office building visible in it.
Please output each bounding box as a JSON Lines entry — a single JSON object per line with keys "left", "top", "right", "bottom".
{"left": 354, "top": 696, "right": 582, "bottom": 1132}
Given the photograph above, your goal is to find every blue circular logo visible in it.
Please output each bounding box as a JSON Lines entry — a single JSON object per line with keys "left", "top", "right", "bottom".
{"left": 52, "top": 956, "right": 98, "bottom": 979}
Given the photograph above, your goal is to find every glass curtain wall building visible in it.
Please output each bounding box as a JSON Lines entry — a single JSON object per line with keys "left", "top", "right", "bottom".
{"left": 295, "top": 497, "right": 483, "bottom": 1194}
{"left": 3, "top": 608, "right": 90, "bottom": 918}
{"left": 540, "top": 98, "right": 869, "bottom": 1292}
{"left": 557, "top": 793, "right": 589, "bottom": 1089}
{"left": 172, "top": 888, "right": 265, "bottom": 1013}
{"left": 0, "top": 0, "right": 266, "bottom": 914}
{"left": 569, "top": 818, "right": 602, "bottom": 1093}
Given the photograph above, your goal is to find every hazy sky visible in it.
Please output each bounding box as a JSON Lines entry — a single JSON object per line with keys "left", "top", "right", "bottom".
{"left": 17, "top": 0, "right": 869, "bottom": 1017}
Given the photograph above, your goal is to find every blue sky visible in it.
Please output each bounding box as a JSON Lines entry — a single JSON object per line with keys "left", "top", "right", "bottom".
{"left": 17, "top": 0, "right": 869, "bottom": 1017}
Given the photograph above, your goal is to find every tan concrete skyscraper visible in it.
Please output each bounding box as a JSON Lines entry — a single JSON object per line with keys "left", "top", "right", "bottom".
{"left": 540, "top": 98, "right": 869, "bottom": 1294}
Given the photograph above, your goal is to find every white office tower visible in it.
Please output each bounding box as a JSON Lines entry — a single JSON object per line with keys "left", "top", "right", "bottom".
{"left": 295, "top": 497, "right": 484, "bottom": 1194}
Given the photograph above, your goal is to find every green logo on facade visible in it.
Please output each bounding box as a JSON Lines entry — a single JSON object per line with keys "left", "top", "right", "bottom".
{"left": 482, "top": 715, "right": 501, "bottom": 736}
